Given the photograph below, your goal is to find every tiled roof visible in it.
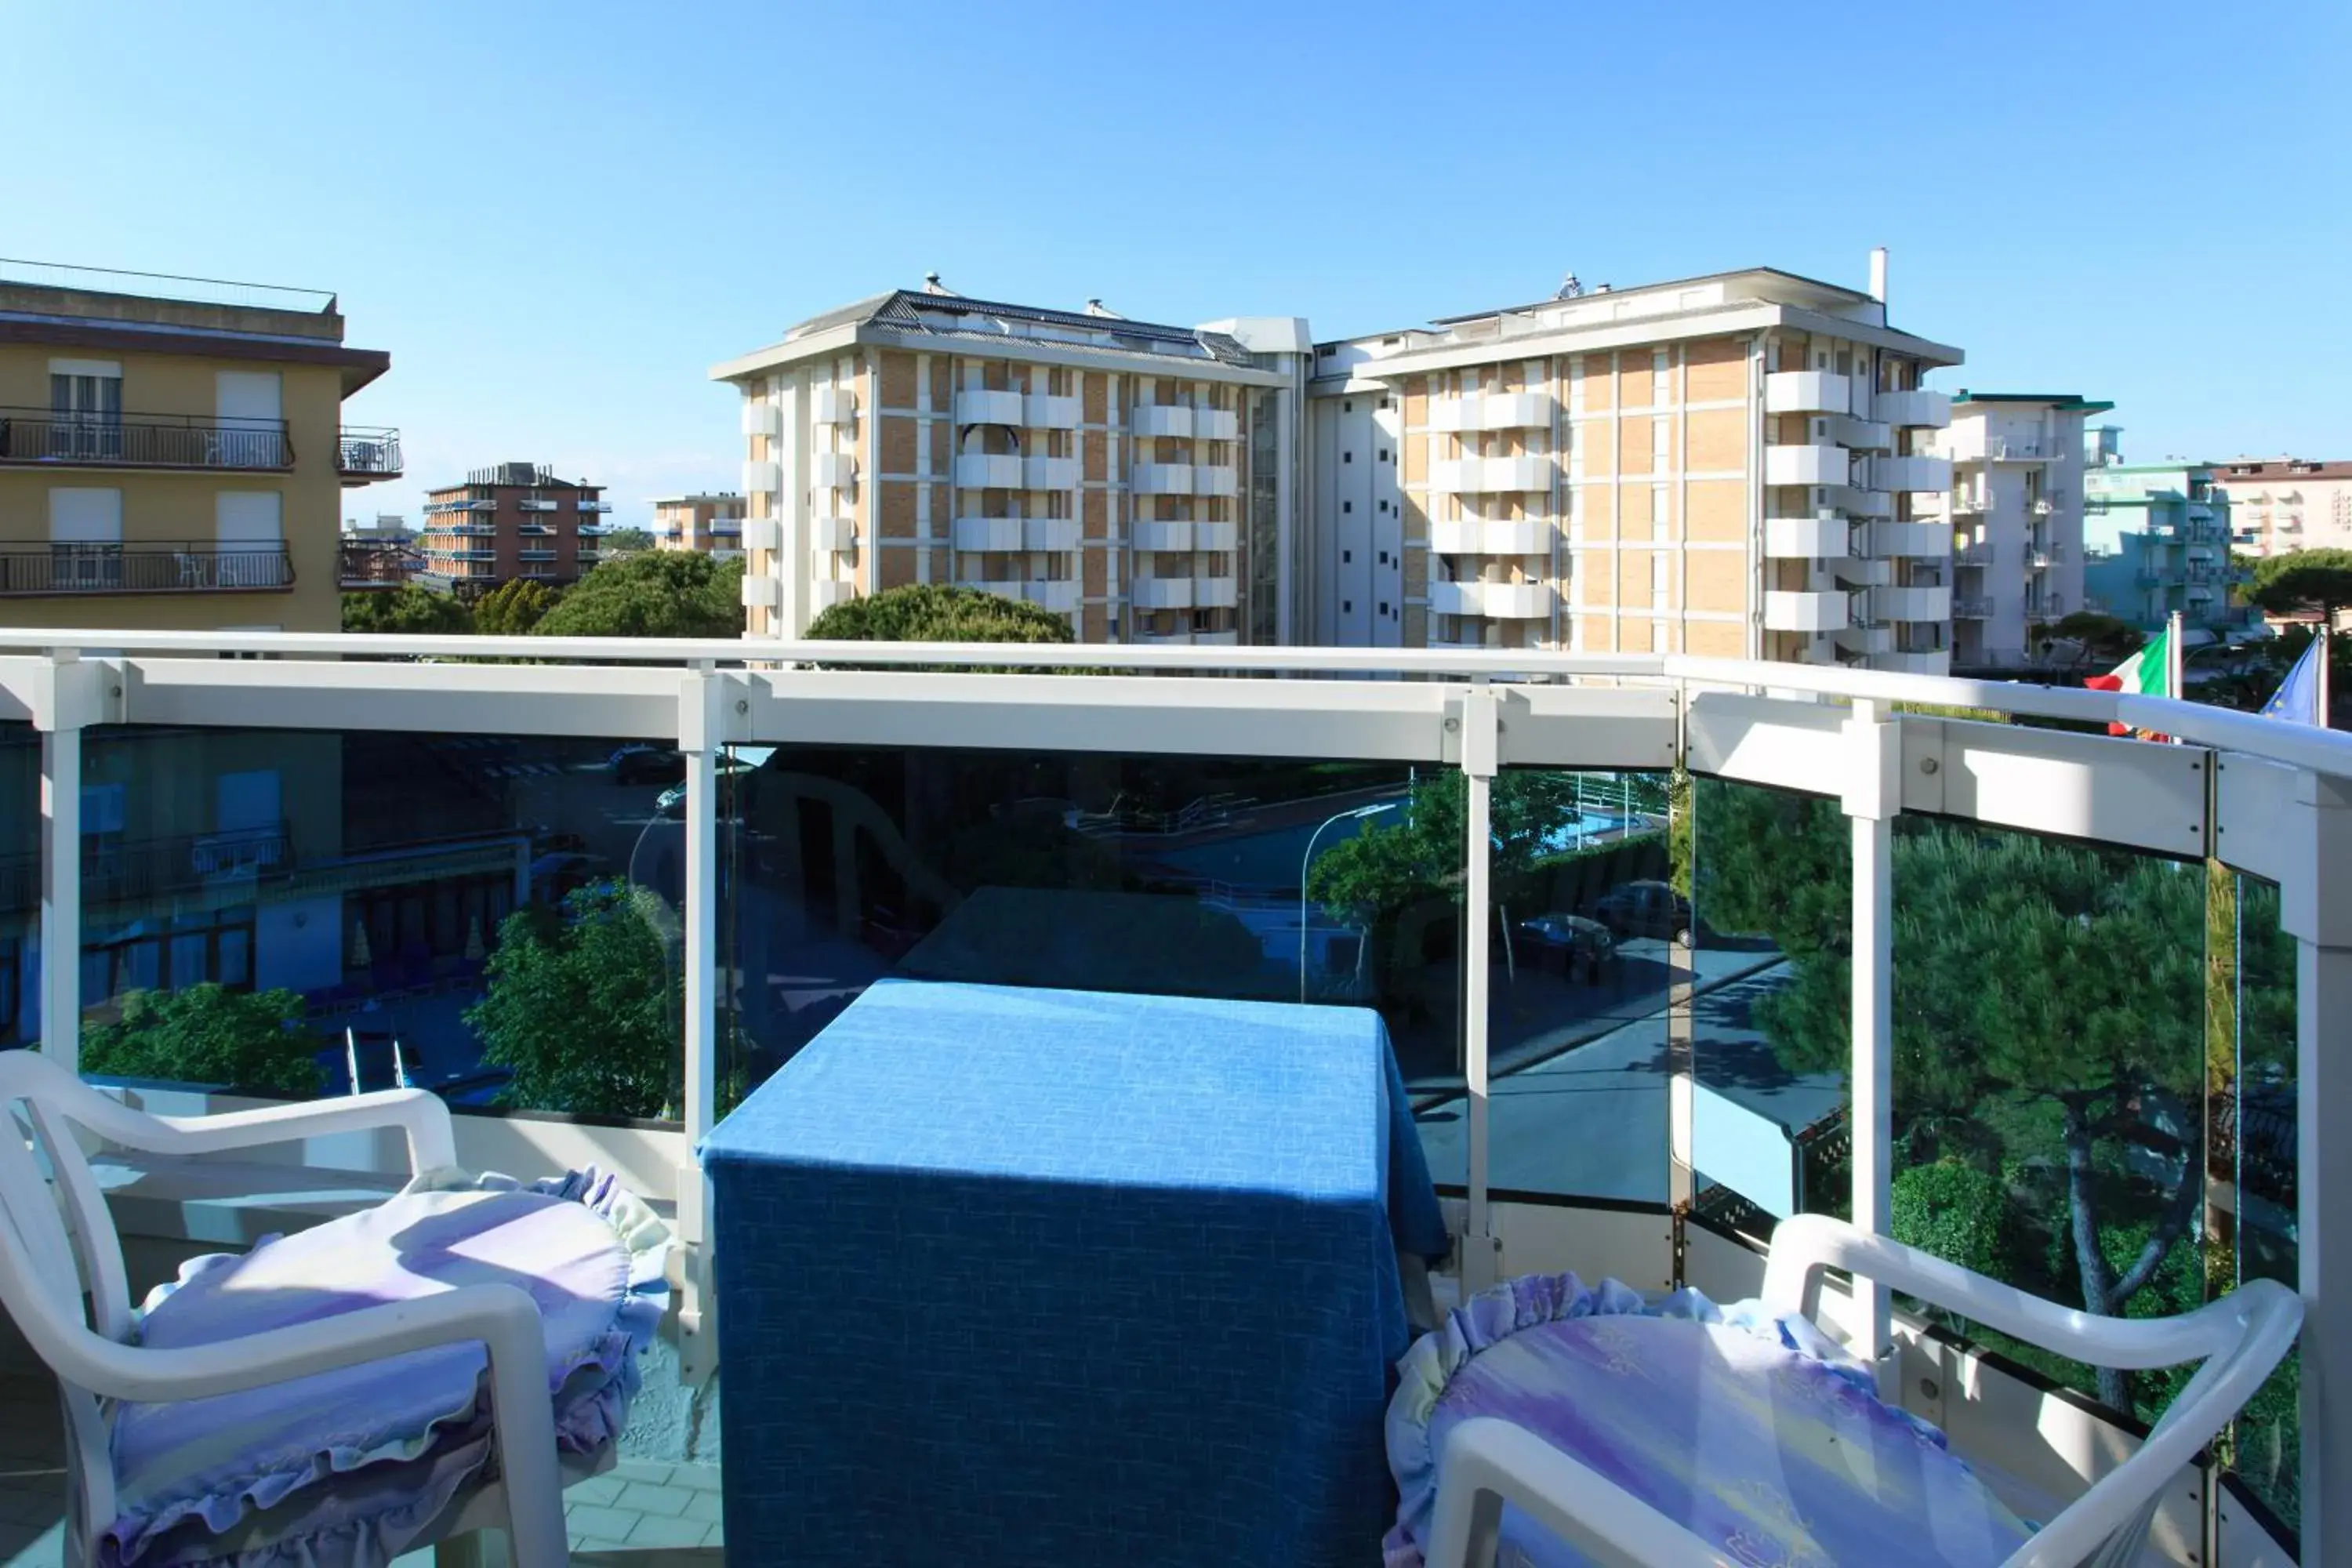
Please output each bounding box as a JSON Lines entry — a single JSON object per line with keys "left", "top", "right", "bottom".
{"left": 784, "top": 289, "right": 1254, "bottom": 366}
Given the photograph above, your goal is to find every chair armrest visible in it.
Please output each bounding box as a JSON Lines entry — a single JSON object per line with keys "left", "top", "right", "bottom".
{"left": 103, "top": 1088, "right": 457, "bottom": 1182}
{"left": 1425, "top": 1417, "right": 1732, "bottom": 1568}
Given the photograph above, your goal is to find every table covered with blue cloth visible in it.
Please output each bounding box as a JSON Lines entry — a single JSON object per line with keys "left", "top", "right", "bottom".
{"left": 700, "top": 978, "right": 1448, "bottom": 1567}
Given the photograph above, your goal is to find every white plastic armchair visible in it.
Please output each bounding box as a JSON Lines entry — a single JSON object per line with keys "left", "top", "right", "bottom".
{"left": 1427, "top": 1213, "right": 2303, "bottom": 1568}
{"left": 0, "top": 1048, "right": 570, "bottom": 1568}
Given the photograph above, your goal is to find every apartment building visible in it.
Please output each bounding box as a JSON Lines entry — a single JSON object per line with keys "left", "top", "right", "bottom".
{"left": 0, "top": 260, "right": 398, "bottom": 633}
{"left": 1306, "top": 259, "right": 1961, "bottom": 670}
{"left": 2209, "top": 456, "right": 2352, "bottom": 557}
{"left": 416, "top": 462, "right": 612, "bottom": 595}
{"left": 713, "top": 284, "right": 1311, "bottom": 644}
{"left": 1930, "top": 392, "right": 2107, "bottom": 668}
{"left": 2082, "top": 451, "right": 2236, "bottom": 630}
{"left": 653, "top": 492, "right": 746, "bottom": 561}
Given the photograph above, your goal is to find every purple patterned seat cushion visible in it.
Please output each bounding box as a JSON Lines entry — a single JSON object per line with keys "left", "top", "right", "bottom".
{"left": 102, "top": 1167, "right": 669, "bottom": 1568}
{"left": 1386, "top": 1273, "right": 2033, "bottom": 1568}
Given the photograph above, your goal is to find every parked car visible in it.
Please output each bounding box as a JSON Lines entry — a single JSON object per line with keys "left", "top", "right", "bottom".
{"left": 1513, "top": 913, "right": 1615, "bottom": 981}
{"left": 611, "top": 745, "right": 685, "bottom": 786}
{"left": 1584, "top": 880, "right": 1697, "bottom": 947}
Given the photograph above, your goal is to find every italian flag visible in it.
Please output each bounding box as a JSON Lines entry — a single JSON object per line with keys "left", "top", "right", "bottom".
{"left": 2084, "top": 629, "right": 2169, "bottom": 736}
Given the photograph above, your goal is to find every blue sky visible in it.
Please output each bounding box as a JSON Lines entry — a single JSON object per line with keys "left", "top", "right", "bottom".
{"left": 6, "top": 0, "right": 2346, "bottom": 532}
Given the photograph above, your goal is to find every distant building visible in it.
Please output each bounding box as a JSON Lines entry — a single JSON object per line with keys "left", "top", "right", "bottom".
{"left": 2082, "top": 448, "right": 2235, "bottom": 630}
{"left": 653, "top": 492, "right": 746, "bottom": 561}
{"left": 416, "top": 462, "right": 611, "bottom": 595}
{"left": 2208, "top": 456, "right": 2352, "bottom": 558}
{"left": 1929, "top": 392, "right": 2108, "bottom": 668}
{"left": 344, "top": 511, "right": 412, "bottom": 542}
{"left": 0, "top": 258, "right": 398, "bottom": 633}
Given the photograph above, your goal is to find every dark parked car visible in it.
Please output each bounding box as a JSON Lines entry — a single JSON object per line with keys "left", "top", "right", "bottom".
{"left": 612, "top": 745, "right": 686, "bottom": 786}
{"left": 1513, "top": 913, "right": 1615, "bottom": 981}
{"left": 1584, "top": 880, "right": 1697, "bottom": 947}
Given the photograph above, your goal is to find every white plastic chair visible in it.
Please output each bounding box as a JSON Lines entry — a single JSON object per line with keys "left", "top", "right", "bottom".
{"left": 1427, "top": 1213, "right": 2303, "bottom": 1568}
{"left": 0, "top": 1048, "right": 572, "bottom": 1568}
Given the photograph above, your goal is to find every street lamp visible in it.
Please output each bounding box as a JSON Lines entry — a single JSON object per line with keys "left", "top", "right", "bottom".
{"left": 1298, "top": 800, "right": 1401, "bottom": 1003}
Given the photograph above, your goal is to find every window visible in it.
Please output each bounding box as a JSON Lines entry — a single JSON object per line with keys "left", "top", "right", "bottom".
{"left": 49, "top": 360, "right": 122, "bottom": 460}
{"left": 1343, "top": 501, "right": 1352, "bottom": 514}
{"left": 1344, "top": 452, "right": 1353, "bottom": 464}
{"left": 1377, "top": 501, "right": 1388, "bottom": 514}
{"left": 1379, "top": 448, "right": 1390, "bottom": 462}
{"left": 1380, "top": 397, "right": 1391, "bottom": 409}
{"left": 1343, "top": 401, "right": 1352, "bottom": 412}
{"left": 1378, "top": 601, "right": 1388, "bottom": 615}
{"left": 1378, "top": 550, "right": 1388, "bottom": 565}
{"left": 1342, "top": 550, "right": 1352, "bottom": 563}
{"left": 1343, "top": 599, "right": 1352, "bottom": 613}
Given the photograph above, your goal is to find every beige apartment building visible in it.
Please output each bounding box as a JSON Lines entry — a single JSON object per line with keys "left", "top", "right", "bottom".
{"left": 2209, "top": 456, "right": 2352, "bottom": 558}
{"left": 0, "top": 260, "right": 398, "bottom": 633}
{"left": 713, "top": 284, "right": 1311, "bottom": 644}
{"left": 1308, "top": 260, "right": 1961, "bottom": 669}
{"left": 653, "top": 492, "right": 746, "bottom": 561}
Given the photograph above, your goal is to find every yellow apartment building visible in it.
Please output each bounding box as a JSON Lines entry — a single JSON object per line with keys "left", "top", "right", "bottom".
{"left": 0, "top": 260, "right": 397, "bottom": 635}
{"left": 653, "top": 492, "right": 747, "bottom": 560}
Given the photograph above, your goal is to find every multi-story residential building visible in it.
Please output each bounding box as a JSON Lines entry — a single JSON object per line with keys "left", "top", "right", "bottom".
{"left": 2209, "top": 456, "right": 2352, "bottom": 557}
{"left": 1307, "top": 259, "right": 1961, "bottom": 670}
{"left": 1929, "top": 392, "right": 2108, "bottom": 669}
{"left": 416, "top": 462, "right": 612, "bottom": 595}
{"left": 713, "top": 284, "right": 1312, "bottom": 644}
{"left": 0, "top": 260, "right": 399, "bottom": 633}
{"left": 2082, "top": 450, "right": 2235, "bottom": 630}
{"left": 338, "top": 514, "right": 418, "bottom": 593}
{"left": 653, "top": 492, "right": 746, "bottom": 561}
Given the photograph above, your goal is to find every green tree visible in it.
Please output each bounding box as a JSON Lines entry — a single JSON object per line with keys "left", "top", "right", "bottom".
{"left": 2247, "top": 547, "right": 2352, "bottom": 624}
{"left": 342, "top": 585, "right": 475, "bottom": 635}
{"left": 466, "top": 880, "right": 677, "bottom": 1118}
{"left": 79, "top": 985, "right": 325, "bottom": 1098}
{"left": 2032, "top": 612, "right": 2146, "bottom": 666}
{"left": 601, "top": 527, "right": 656, "bottom": 555}
{"left": 1892, "top": 1160, "right": 2019, "bottom": 1287}
{"left": 531, "top": 551, "right": 744, "bottom": 639}
{"left": 474, "top": 578, "right": 561, "bottom": 637}
{"left": 808, "top": 583, "right": 1076, "bottom": 645}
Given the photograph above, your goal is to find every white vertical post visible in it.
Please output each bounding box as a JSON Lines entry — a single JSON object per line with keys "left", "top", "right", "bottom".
{"left": 674, "top": 665, "right": 727, "bottom": 1384}
{"left": 1842, "top": 696, "right": 1901, "bottom": 1394}
{"left": 2287, "top": 768, "right": 2352, "bottom": 1562}
{"left": 1458, "top": 684, "right": 1502, "bottom": 1291}
{"left": 34, "top": 651, "right": 96, "bottom": 1075}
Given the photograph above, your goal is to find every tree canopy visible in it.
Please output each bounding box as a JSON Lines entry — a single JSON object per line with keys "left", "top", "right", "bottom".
{"left": 2248, "top": 547, "right": 2352, "bottom": 622}
{"left": 474, "top": 578, "right": 561, "bottom": 637}
{"left": 342, "top": 586, "right": 474, "bottom": 636}
{"left": 2034, "top": 612, "right": 2146, "bottom": 665}
{"left": 807, "top": 583, "right": 1077, "bottom": 644}
{"left": 530, "top": 551, "right": 745, "bottom": 639}
{"left": 466, "top": 880, "right": 677, "bottom": 1118}
{"left": 601, "top": 527, "right": 657, "bottom": 555}
{"left": 78, "top": 985, "right": 325, "bottom": 1098}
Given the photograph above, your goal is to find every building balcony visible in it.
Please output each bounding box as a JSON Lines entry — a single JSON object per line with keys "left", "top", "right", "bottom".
{"left": 1026, "top": 394, "right": 1082, "bottom": 430}
{"left": 1195, "top": 521, "right": 1238, "bottom": 553}
{"left": 1835, "top": 622, "right": 1895, "bottom": 656}
{"left": 1131, "top": 463, "right": 1196, "bottom": 495}
{"left": 517, "top": 499, "right": 559, "bottom": 513}
{"left": 742, "top": 459, "right": 780, "bottom": 494}
{"left": 1827, "top": 416, "right": 1893, "bottom": 453}
{"left": 1025, "top": 517, "right": 1081, "bottom": 552}
{"left": 1763, "top": 514, "right": 1850, "bottom": 560}
{"left": 1131, "top": 577, "right": 1195, "bottom": 611}
{"left": 1951, "top": 435, "right": 2058, "bottom": 464}
{"left": 1874, "top": 389, "right": 1952, "bottom": 429}
{"left": 1955, "top": 543, "right": 1996, "bottom": 566}
{"left": 1196, "top": 408, "right": 1240, "bottom": 442}
{"left": 812, "top": 453, "right": 857, "bottom": 491}
{"left": 1194, "top": 577, "right": 1238, "bottom": 610}
{"left": 0, "top": 541, "right": 294, "bottom": 596}
{"left": 810, "top": 579, "right": 854, "bottom": 612}
{"left": 1428, "top": 579, "right": 1553, "bottom": 619}
{"left": 1193, "top": 464, "right": 1239, "bottom": 499}
{"left": 811, "top": 517, "right": 857, "bottom": 553}
{"left": 740, "top": 572, "right": 781, "bottom": 608}
{"left": 578, "top": 500, "right": 613, "bottom": 514}
{"left": 741, "top": 517, "right": 780, "bottom": 552}
{"left": 954, "top": 517, "right": 1024, "bottom": 554}
{"left": 1951, "top": 491, "right": 1994, "bottom": 516}
{"left": 1953, "top": 596, "right": 1996, "bottom": 619}
{"left": 1131, "top": 405, "right": 1196, "bottom": 439}
{"left": 956, "top": 453, "right": 1023, "bottom": 489}
{"left": 1431, "top": 518, "right": 1552, "bottom": 556}
{"left": 1762, "top": 370, "right": 1853, "bottom": 416}
{"left": 1827, "top": 485, "right": 1893, "bottom": 521}
{"left": 0, "top": 408, "right": 290, "bottom": 471}
{"left": 811, "top": 386, "right": 852, "bottom": 426}
{"left": 1763, "top": 589, "right": 1849, "bottom": 633}
{"left": 1428, "top": 456, "right": 1551, "bottom": 494}
{"left": 975, "top": 579, "right": 1080, "bottom": 613}
{"left": 1763, "top": 444, "right": 1849, "bottom": 488}
{"left": 423, "top": 499, "right": 495, "bottom": 514}
{"left": 1428, "top": 391, "right": 1554, "bottom": 432}
{"left": 1870, "top": 521, "right": 1951, "bottom": 558}
{"left": 1871, "top": 648, "right": 1951, "bottom": 675}
{"left": 576, "top": 523, "right": 618, "bottom": 538}
{"left": 1833, "top": 557, "right": 1893, "bottom": 589}
{"left": 439, "top": 523, "right": 497, "bottom": 537}
{"left": 516, "top": 548, "right": 557, "bottom": 562}
{"left": 1131, "top": 521, "right": 1192, "bottom": 554}
{"left": 1025, "top": 456, "right": 1082, "bottom": 491}
{"left": 1874, "top": 455, "right": 1954, "bottom": 494}
{"left": 336, "top": 426, "right": 401, "bottom": 484}
{"left": 1871, "top": 584, "right": 1952, "bottom": 622}
{"left": 956, "top": 390, "right": 1025, "bottom": 426}
{"left": 742, "top": 401, "right": 781, "bottom": 437}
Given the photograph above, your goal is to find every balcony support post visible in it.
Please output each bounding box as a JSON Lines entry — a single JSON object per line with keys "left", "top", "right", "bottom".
{"left": 2285, "top": 768, "right": 2352, "bottom": 1561}
{"left": 1841, "top": 697, "right": 1902, "bottom": 1399}
{"left": 32, "top": 652, "right": 103, "bottom": 1076}
{"left": 1457, "top": 683, "right": 1503, "bottom": 1293}
{"left": 673, "top": 663, "right": 731, "bottom": 1385}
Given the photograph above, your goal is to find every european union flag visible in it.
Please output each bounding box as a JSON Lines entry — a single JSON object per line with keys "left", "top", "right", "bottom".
{"left": 2259, "top": 636, "right": 2325, "bottom": 727}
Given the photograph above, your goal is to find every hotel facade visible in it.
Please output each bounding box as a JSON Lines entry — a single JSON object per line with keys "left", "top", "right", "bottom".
{"left": 719, "top": 261, "right": 1961, "bottom": 669}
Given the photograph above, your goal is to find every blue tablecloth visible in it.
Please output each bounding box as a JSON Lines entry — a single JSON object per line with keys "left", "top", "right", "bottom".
{"left": 700, "top": 978, "right": 1447, "bottom": 1566}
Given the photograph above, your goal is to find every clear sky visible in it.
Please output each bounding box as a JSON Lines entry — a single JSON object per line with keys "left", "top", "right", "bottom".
{"left": 6, "top": 0, "right": 2346, "bottom": 532}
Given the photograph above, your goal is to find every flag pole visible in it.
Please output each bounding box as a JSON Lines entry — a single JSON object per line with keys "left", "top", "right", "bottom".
{"left": 2321, "top": 619, "right": 2334, "bottom": 729}
{"left": 2167, "top": 609, "right": 2185, "bottom": 700}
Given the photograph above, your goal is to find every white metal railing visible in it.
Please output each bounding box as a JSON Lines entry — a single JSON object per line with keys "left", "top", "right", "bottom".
{"left": 0, "top": 626, "right": 2344, "bottom": 1559}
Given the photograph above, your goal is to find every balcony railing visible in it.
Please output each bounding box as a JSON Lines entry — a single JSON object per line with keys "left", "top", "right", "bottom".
{"left": 0, "top": 821, "right": 290, "bottom": 913}
{"left": 336, "top": 426, "right": 401, "bottom": 480}
{"left": 0, "top": 408, "right": 289, "bottom": 470}
{"left": 0, "top": 542, "right": 292, "bottom": 595}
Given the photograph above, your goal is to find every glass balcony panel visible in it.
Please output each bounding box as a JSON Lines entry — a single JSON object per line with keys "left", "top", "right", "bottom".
{"left": 0, "top": 724, "right": 39, "bottom": 1047}
{"left": 2227, "top": 871, "right": 2299, "bottom": 1534}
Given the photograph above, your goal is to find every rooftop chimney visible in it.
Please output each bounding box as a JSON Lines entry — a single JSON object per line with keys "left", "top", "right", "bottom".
{"left": 1868, "top": 247, "right": 1889, "bottom": 306}
{"left": 921, "top": 271, "right": 953, "bottom": 296}
{"left": 1083, "top": 298, "right": 1123, "bottom": 318}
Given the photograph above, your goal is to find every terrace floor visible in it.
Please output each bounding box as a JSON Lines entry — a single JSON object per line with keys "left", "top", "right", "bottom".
{"left": 0, "top": 1370, "right": 724, "bottom": 1565}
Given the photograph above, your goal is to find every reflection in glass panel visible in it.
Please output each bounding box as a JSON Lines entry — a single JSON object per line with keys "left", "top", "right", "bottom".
{"left": 2227, "top": 873, "right": 2299, "bottom": 1530}
{"left": 1686, "top": 777, "right": 1850, "bottom": 1239}
{"left": 0, "top": 725, "right": 39, "bottom": 1049}
{"left": 1889, "top": 815, "right": 2206, "bottom": 1423}
{"left": 69, "top": 726, "right": 681, "bottom": 1118}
